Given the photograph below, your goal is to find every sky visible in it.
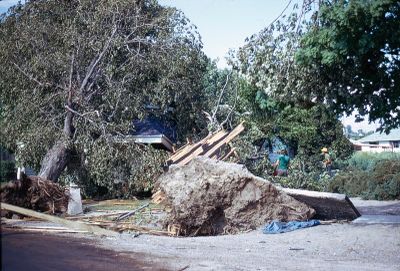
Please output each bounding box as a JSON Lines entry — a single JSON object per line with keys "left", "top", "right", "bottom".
{"left": 159, "top": 0, "right": 290, "bottom": 68}
{"left": 1, "top": 0, "right": 380, "bottom": 132}
{"left": 0, "top": 0, "right": 24, "bottom": 13}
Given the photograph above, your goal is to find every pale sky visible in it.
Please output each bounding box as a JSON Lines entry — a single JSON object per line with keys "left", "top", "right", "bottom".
{"left": 158, "top": 0, "right": 291, "bottom": 68}
{"left": 1, "top": 0, "right": 379, "bottom": 132}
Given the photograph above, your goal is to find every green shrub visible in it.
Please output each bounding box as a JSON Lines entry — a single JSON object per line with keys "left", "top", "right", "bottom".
{"left": 346, "top": 152, "right": 400, "bottom": 171}
{"left": 272, "top": 169, "right": 330, "bottom": 192}
{"left": 328, "top": 159, "right": 400, "bottom": 200}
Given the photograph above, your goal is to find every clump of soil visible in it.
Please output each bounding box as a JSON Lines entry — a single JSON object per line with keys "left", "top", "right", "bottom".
{"left": 155, "top": 157, "right": 315, "bottom": 236}
{"left": 1, "top": 175, "right": 69, "bottom": 216}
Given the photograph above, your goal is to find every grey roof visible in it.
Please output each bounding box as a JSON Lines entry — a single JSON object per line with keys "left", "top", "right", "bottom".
{"left": 358, "top": 128, "right": 400, "bottom": 143}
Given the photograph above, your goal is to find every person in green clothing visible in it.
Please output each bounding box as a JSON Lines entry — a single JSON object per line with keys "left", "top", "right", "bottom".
{"left": 274, "top": 149, "right": 290, "bottom": 176}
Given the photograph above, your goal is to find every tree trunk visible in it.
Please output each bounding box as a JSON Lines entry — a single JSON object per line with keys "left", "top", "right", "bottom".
{"left": 39, "top": 111, "right": 74, "bottom": 181}
{"left": 38, "top": 140, "right": 70, "bottom": 181}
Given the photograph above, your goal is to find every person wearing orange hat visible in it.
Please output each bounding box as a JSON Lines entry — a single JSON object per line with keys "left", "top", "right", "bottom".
{"left": 321, "top": 147, "right": 332, "bottom": 176}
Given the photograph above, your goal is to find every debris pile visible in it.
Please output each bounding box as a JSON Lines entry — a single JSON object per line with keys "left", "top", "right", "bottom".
{"left": 166, "top": 122, "right": 245, "bottom": 166}
{"left": 1, "top": 176, "right": 68, "bottom": 216}
{"left": 153, "top": 157, "right": 315, "bottom": 236}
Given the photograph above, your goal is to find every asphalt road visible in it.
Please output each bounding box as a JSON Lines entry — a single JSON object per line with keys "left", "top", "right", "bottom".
{"left": 1, "top": 229, "right": 168, "bottom": 271}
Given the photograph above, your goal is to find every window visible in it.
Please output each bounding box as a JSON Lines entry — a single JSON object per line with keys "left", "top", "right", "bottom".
{"left": 391, "top": 141, "right": 400, "bottom": 148}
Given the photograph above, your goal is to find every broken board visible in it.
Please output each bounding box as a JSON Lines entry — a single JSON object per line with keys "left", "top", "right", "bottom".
{"left": 1, "top": 202, "right": 117, "bottom": 236}
{"left": 281, "top": 188, "right": 361, "bottom": 220}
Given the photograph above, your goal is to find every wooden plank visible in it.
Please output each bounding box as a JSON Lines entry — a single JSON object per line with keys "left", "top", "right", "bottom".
{"left": 204, "top": 130, "right": 229, "bottom": 146}
{"left": 203, "top": 123, "right": 245, "bottom": 158}
{"left": 281, "top": 188, "right": 361, "bottom": 220}
{"left": 1, "top": 203, "right": 118, "bottom": 236}
{"left": 167, "top": 144, "right": 193, "bottom": 163}
{"left": 167, "top": 134, "right": 213, "bottom": 164}
{"left": 221, "top": 147, "right": 236, "bottom": 161}
{"left": 177, "top": 146, "right": 204, "bottom": 166}
{"left": 152, "top": 190, "right": 167, "bottom": 204}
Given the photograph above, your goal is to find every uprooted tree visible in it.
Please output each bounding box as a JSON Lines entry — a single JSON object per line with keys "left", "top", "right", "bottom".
{"left": 0, "top": 0, "right": 209, "bottom": 194}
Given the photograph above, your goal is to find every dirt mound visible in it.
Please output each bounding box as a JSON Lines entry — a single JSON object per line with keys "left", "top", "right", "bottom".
{"left": 1, "top": 176, "right": 68, "bottom": 216}
{"left": 155, "top": 157, "right": 315, "bottom": 236}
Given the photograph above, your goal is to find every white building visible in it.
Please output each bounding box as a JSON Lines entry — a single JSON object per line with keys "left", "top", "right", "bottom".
{"left": 353, "top": 128, "right": 400, "bottom": 152}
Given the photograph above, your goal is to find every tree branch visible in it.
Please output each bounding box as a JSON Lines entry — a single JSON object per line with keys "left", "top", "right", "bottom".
{"left": 64, "top": 105, "right": 98, "bottom": 126}
{"left": 79, "top": 26, "right": 117, "bottom": 94}
{"left": 12, "top": 62, "right": 67, "bottom": 91}
{"left": 212, "top": 70, "right": 232, "bottom": 121}
{"left": 12, "top": 62, "right": 48, "bottom": 88}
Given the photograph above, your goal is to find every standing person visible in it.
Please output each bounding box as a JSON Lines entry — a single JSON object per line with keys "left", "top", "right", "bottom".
{"left": 274, "top": 149, "right": 290, "bottom": 176}
{"left": 321, "top": 147, "right": 332, "bottom": 175}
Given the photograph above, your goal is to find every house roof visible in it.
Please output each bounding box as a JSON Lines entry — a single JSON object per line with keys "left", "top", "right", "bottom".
{"left": 131, "top": 117, "right": 177, "bottom": 142}
{"left": 357, "top": 128, "right": 400, "bottom": 143}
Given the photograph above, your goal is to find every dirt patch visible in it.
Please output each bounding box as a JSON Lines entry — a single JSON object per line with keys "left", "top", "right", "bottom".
{"left": 1, "top": 176, "right": 68, "bottom": 216}
{"left": 155, "top": 157, "right": 315, "bottom": 236}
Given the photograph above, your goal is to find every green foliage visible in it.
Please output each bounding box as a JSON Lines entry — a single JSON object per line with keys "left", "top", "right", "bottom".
{"left": 344, "top": 151, "right": 400, "bottom": 171}
{"left": 328, "top": 159, "right": 400, "bottom": 200}
{"left": 232, "top": 3, "right": 353, "bottom": 166}
{"left": 274, "top": 169, "right": 330, "bottom": 192}
{"left": 296, "top": 0, "right": 400, "bottom": 132}
{"left": 236, "top": 0, "right": 400, "bottom": 132}
{"left": 59, "top": 140, "right": 168, "bottom": 198}
{"left": 0, "top": 0, "right": 209, "bottom": 194}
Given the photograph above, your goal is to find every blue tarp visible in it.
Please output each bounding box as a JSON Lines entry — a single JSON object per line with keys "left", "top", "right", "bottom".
{"left": 262, "top": 220, "right": 320, "bottom": 234}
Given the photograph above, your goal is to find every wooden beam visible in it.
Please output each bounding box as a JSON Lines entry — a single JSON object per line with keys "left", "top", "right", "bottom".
{"left": 167, "top": 134, "right": 213, "bottom": 164}
{"left": 1, "top": 203, "right": 118, "bottom": 236}
{"left": 221, "top": 147, "right": 236, "bottom": 161}
{"left": 204, "top": 130, "right": 229, "bottom": 146}
{"left": 177, "top": 146, "right": 204, "bottom": 166}
{"left": 203, "top": 123, "right": 245, "bottom": 158}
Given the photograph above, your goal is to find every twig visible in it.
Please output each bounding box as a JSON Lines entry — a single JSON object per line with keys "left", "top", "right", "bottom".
{"left": 212, "top": 70, "right": 232, "bottom": 122}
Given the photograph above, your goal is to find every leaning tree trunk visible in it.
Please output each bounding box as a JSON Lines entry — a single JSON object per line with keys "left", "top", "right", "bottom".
{"left": 39, "top": 110, "right": 74, "bottom": 182}
{"left": 38, "top": 140, "right": 70, "bottom": 181}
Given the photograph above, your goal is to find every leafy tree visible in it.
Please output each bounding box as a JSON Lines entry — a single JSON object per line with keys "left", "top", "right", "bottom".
{"left": 231, "top": 1, "right": 353, "bottom": 169}
{"left": 237, "top": 0, "right": 399, "bottom": 132}
{"left": 296, "top": 0, "right": 400, "bottom": 132}
{"left": 0, "top": 0, "right": 208, "bottom": 191}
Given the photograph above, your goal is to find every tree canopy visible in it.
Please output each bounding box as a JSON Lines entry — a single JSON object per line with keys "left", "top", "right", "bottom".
{"left": 236, "top": 0, "right": 400, "bottom": 132}
{"left": 0, "top": 0, "right": 209, "bottom": 193}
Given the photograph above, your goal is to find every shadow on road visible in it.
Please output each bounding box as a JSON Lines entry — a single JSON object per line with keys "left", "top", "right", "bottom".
{"left": 1, "top": 229, "right": 169, "bottom": 271}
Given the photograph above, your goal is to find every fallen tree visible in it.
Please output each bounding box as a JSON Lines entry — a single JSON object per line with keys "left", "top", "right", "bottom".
{"left": 154, "top": 157, "right": 315, "bottom": 236}
{"left": 0, "top": 176, "right": 69, "bottom": 216}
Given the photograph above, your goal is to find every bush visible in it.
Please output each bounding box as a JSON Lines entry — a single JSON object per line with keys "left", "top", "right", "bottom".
{"left": 272, "top": 169, "right": 330, "bottom": 192}
{"left": 346, "top": 152, "right": 400, "bottom": 171}
{"left": 328, "top": 159, "right": 400, "bottom": 200}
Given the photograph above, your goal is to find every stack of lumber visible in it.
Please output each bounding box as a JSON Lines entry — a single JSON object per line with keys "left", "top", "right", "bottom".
{"left": 167, "top": 122, "right": 245, "bottom": 166}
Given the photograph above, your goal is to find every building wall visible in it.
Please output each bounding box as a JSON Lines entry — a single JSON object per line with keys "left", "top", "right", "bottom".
{"left": 356, "top": 140, "right": 400, "bottom": 152}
